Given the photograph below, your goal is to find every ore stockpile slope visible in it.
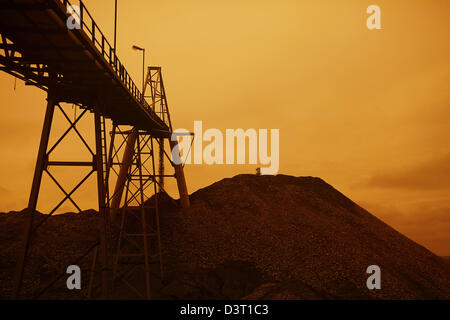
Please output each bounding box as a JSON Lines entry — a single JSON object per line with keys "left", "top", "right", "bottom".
{"left": 1, "top": 174, "right": 449, "bottom": 299}
{"left": 160, "top": 175, "right": 450, "bottom": 299}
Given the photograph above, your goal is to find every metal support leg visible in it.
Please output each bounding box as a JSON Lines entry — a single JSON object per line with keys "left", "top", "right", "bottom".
{"left": 94, "top": 111, "right": 112, "bottom": 299}
{"left": 87, "top": 246, "right": 99, "bottom": 299}
{"left": 110, "top": 129, "right": 138, "bottom": 221}
{"left": 169, "top": 139, "right": 190, "bottom": 210}
{"left": 13, "top": 96, "right": 55, "bottom": 299}
{"left": 151, "top": 138, "right": 164, "bottom": 281}
{"left": 136, "top": 136, "right": 152, "bottom": 300}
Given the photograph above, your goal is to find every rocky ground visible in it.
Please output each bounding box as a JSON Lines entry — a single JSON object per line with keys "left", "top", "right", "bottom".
{"left": 1, "top": 174, "right": 449, "bottom": 299}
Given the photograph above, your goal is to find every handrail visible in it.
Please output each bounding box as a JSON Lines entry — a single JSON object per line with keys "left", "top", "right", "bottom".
{"left": 60, "top": 0, "right": 159, "bottom": 124}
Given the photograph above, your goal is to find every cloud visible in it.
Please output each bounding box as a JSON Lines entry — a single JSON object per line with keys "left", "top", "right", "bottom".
{"left": 363, "top": 153, "right": 450, "bottom": 191}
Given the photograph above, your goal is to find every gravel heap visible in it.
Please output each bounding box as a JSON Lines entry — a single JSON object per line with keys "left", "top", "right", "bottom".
{"left": 160, "top": 174, "right": 450, "bottom": 299}
{"left": 1, "top": 174, "right": 449, "bottom": 299}
{"left": 0, "top": 209, "right": 100, "bottom": 299}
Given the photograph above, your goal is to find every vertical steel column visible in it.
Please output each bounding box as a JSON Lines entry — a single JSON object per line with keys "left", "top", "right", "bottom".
{"left": 13, "top": 96, "right": 55, "bottom": 299}
{"left": 94, "top": 111, "right": 112, "bottom": 299}
{"left": 150, "top": 138, "right": 164, "bottom": 280}
{"left": 136, "top": 134, "right": 152, "bottom": 299}
{"left": 110, "top": 129, "right": 138, "bottom": 220}
{"left": 169, "top": 139, "right": 190, "bottom": 210}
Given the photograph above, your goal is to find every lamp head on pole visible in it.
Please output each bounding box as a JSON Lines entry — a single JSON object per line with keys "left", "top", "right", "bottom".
{"left": 132, "top": 45, "right": 144, "bottom": 51}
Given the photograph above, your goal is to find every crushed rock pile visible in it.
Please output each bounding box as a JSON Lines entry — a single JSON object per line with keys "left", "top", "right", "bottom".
{"left": 1, "top": 174, "right": 449, "bottom": 299}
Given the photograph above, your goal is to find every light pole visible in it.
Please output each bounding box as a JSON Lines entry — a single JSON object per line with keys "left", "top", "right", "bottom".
{"left": 114, "top": 0, "right": 118, "bottom": 52}
{"left": 132, "top": 45, "right": 145, "bottom": 102}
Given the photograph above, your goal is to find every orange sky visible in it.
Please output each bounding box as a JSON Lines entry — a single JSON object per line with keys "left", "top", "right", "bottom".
{"left": 0, "top": 0, "right": 449, "bottom": 256}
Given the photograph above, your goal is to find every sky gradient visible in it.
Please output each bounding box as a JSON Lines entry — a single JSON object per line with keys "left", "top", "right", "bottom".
{"left": 0, "top": 0, "right": 449, "bottom": 255}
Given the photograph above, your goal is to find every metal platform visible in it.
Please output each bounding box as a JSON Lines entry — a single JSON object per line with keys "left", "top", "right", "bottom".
{"left": 0, "top": 0, "right": 170, "bottom": 135}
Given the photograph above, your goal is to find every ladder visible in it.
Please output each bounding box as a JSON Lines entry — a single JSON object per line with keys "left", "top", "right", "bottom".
{"left": 100, "top": 116, "right": 110, "bottom": 204}
{"left": 112, "top": 133, "right": 163, "bottom": 299}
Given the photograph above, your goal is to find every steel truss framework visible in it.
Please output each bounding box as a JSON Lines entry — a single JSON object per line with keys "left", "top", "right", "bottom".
{"left": 0, "top": 32, "right": 50, "bottom": 91}
{"left": 13, "top": 95, "right": 112, "bottom": 300}
{"left": 145, "top": 66, "right": 172, "bottom": 192}
{"left": 13, "top": 67, "right": 190, "bottom": 300}
{"left": 0, "top": 0, "right": 190, "bottom": 300}
{"left": 109, "top": 129, "right": 166, "bottom": 299}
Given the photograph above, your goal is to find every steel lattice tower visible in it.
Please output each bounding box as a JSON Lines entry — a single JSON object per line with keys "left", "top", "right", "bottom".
{"left": 0, "top": 0, "right": 190, "bottom": 299}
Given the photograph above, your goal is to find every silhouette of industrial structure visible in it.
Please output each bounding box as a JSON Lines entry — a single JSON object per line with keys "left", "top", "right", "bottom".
{"left": 0, "top": 0, "right": 190, "bottom": 299}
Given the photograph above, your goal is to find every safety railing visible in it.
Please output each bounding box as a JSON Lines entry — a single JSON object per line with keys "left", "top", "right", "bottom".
{"left": 60, "top": 0, "right": 156, "bottom": 121}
